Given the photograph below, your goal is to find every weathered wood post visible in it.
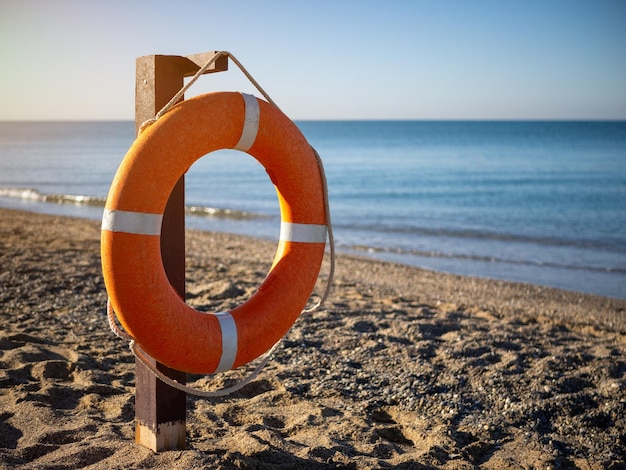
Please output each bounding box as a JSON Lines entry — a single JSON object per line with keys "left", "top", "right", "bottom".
{"left": 133, "top": 52, "right": 228, "bottom": 451}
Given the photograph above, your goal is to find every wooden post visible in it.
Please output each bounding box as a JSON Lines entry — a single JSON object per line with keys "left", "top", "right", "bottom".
{"left": 133, "top": 52, "right": 228, "bottom": 451}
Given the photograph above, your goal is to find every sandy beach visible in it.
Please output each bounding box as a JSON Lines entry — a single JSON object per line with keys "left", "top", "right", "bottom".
{"left": 1, "top": 206, "right": 624, "bottom": 469}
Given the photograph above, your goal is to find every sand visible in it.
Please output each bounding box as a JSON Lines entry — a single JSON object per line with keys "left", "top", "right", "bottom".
{"left": 0, "top": 207, "right": 624, "bottom": 469}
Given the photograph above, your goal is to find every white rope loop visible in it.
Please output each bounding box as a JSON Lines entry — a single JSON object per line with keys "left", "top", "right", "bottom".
{"left": 131, "top": 339, "right": 280, "bottom": 398}
{"left": 106, "top": 50, "right": 335, "bottom": 398}
{"left": 107, "top": 299, "right": 278, "bottom": 398}
{"left": 138, "top": 51, "right": 279, "bottom": 135}
{"left": 107, "top": 298, "right": 132, "bottom": 341}
{"left": 303, "top": 146, "right": 335, "bottom": 313}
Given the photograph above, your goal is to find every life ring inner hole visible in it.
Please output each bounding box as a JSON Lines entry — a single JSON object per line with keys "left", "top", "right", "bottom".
{"left": 180, "top": 148, "right": 281, "bottom": 314}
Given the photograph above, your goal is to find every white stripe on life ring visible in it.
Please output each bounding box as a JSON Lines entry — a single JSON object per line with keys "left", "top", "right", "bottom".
{"left": 279, "top": 222, "right": 327, "bottom": 243}
{"left": 233, "top": 93, "right": 260, "bottom": 152}
{"left": 214, "top": 311, "right": 238, "bottom": 373}
{"left": 101, "top": 209, "right": 163, "bottom": 236}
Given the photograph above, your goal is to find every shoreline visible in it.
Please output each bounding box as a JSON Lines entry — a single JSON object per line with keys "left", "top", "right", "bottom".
{"left": 1, "top": 207, "right": 625, "bottom": 468}
{"left": 1, "top": 196, "right": 625, "bottom": 302}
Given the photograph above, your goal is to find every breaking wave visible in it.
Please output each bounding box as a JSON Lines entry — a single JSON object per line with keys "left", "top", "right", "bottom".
{"left": 0, "top": 187, "right": 266, "bottom": 220}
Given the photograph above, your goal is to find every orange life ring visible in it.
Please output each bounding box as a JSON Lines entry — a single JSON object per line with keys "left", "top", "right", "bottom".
{"left": 101, "top": 91, "right": 327, "bottom": 374}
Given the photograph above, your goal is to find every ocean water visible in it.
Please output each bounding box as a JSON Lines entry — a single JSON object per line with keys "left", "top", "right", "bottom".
{"left": 1, "top": 120, "right": 625, "bottom": 300}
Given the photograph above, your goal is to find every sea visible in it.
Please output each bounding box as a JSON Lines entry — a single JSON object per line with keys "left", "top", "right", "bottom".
{"left": 0, "top": 120, "right": 624, "bottom": 300}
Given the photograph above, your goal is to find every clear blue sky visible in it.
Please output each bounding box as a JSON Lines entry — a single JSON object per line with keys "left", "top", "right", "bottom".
{"left": 1, "top": 0, "right": 625, "bottom": 120}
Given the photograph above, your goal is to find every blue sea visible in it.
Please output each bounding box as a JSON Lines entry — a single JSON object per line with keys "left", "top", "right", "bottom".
{"left": 0, "top": 120, "right": 624, "bottom": 300}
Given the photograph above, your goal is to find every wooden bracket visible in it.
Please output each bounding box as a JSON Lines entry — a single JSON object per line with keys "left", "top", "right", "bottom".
{"left": 133, "top": 51, "right": 228, "bottom": 452}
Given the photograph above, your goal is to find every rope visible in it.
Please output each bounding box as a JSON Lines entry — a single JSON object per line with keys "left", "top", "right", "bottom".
{"left": 131, "top": 340, "right": 279, "bottom": 398}
{"left": 138, "top": 51, "right": 279, "bottom": 135}
{"left": 106, "top": 51, "right": 335, "bottom": 398}
{"left": 303, "top": 146, "right": 335, "bottom": 313}
{"left": 107, "top": 298, "right": 132, "bottom": 341}
{"left": 107, "top": 299, "right": 278, "bottom": 397}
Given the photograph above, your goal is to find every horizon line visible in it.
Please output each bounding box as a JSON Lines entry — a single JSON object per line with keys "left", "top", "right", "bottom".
{"left": 2, "top": 117, "right": 626, "bottom": 123}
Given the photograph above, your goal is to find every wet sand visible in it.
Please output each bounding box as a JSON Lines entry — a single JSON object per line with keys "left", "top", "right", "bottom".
{"left": 1, "top": 207, "right": 624, "bottom": 469}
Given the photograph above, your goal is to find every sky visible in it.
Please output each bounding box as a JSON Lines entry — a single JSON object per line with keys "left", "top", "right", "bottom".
{"left": 1, "top": 0, "right": 625, "bottom": 120}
